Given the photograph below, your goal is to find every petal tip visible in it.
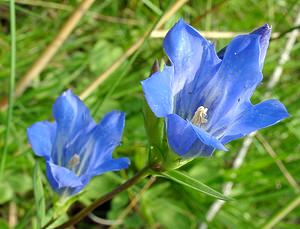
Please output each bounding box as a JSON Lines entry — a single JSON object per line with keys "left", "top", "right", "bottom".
{"left": 62, "top": 89, "right": 74, "bottom": 97}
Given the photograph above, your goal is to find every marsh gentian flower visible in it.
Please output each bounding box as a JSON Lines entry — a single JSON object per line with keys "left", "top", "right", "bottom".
{"left": 27, "top": 90, "right": 130, "bottom": 196}
{"left": 142, "top": 19, "right": 288, "bottom": 157}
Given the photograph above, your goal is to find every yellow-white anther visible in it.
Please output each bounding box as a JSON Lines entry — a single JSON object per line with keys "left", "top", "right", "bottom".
{"left": 191, "top": 106, "right": 208, "bottom": 125}
{"left": 69, "top": 154, "right": 80, "bottom": 169}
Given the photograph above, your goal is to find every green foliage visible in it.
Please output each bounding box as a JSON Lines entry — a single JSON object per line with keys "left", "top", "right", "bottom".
{"left": 33, "top": 162, "right": 45, "bottom": 229}
{"left": 0, "top": 0, "right": 299, "bottom": 228}
{"left": 162, "top": 170, "right": 231, "bottom": 201}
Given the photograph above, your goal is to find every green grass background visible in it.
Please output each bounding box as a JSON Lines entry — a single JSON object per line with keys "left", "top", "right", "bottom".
{"left": 0, "top": 0, "right": 299, "bottom": 228}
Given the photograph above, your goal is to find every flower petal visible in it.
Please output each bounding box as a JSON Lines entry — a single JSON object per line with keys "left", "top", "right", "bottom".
{"left": 191, "top": 124, "right": 227, "bottom": 152}
{"left": 222, "top": 99, "right": 289, "bottom": 143}
{"left": 163, "top": 19, "right": 220, "bottom": 90}
{"left": 204, "top": 33, "right": 263, "bottom": 130}
{"left": 163, "top": 20, "right": 221, "bottom": 119}
{"left": 166, "top": 114, "right": 198, "bottom": 156}
{"left": 88, "top": 158, "right": 130, "bottom": 176}
{"left": 167, "top": 114, "right": 227, "bottom": 157}
{"left": 217, "top": 24, "right": 271, "bottom": 70}
{"left": 141, "top": 66, "right": 174, "bottom": 117}
{"left": 77, "top": 111, "right": 127, "bottom": 174}
{"left": 251, "top": 24, "right": 271, "bottom": 69}
{"left": 68, "top": 175, "right": 91, "bottom": 196}
{"left": 27, "top": 121, "right": 56, "bottom": 159}
{"left": 46, "top": 162, "right": 82, "bottom": 193}
{"left": 52, "top": 89, "right": 94, "bottom": 165}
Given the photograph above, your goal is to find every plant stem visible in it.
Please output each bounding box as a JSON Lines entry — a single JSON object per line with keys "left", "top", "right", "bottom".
{"left": 262, "top": 195, "right": 300, "bottom": 229}
{"left": 0, "top": 0, "right": 16, "bottom": 177}
{"left": 51, "top": 166, "right": 150, "bottom": 229}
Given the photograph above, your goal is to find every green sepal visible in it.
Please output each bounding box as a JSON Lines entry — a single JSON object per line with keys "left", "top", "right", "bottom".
{"left": 143, "top": 99, "right": 192, "bottom": 171}
{"left": 143, "top": 60, "right": 193, "bottom": 172}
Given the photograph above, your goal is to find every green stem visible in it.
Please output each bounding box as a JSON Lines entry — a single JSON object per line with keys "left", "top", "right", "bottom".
{"left": 0, "top": 0, "right": 16, "bottom": 177}
{"left": 50, "top": 166, "right": 150, "bottom": 229}
{"left": 262, "top": 195, "right": 300, "bottom": 229}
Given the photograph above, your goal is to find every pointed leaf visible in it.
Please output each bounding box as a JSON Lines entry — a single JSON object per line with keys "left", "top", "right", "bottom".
{"left": 33, "top": 162, "right": 46, "bottom": 228}
{"left": 162, "top": 170, "right": 231, "bottom": 201}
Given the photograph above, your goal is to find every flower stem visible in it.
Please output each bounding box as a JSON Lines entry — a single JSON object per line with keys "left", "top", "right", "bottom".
{"left": 0, "top": 0, "right": 16, "bottom": 177}
{"left": 51, "top": 166, "right": 150, "bottom": 229}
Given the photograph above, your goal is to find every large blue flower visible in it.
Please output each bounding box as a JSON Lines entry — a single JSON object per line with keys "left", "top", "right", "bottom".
{"left": 27, "top": 90, "right": 130, "bottom": 196}
{"left": 142, "top": 19, "right": 288, "bottom": 157}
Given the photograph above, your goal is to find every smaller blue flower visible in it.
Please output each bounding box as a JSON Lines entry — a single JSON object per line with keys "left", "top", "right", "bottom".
{"left": 27, "top": 90, "right": 130, "bottom": 196}
{"left": 142, "top": 20, "right": 289, "bottom": 158}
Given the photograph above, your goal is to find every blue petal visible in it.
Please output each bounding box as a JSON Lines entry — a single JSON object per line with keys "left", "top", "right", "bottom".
{"left": 166, "top": 114, "right": 226, "bottom": 157}
{"left": 46, "top": 162, "right": 82, "bottom": 192}
{"left": 88, "top": 158, "right": 130, "bottom": 176}
{"left": 190, "top": 124, "right": 227, "bottom": 152}
{"left": 163, "top": 19, "right": 221, "bottom": 119}
{"left": 27, "top": 121, "right": 56, "bottom": 160}
{"left": 68, "top": 175, "right": 91, "bottom": 196}
{"left": 166, "top": 114, "right": 197, "bottom": 156}
{"left": 184, "top": 140, "right": 215, "bottom": 157}
{"left": 163, "top": 19, "right": 220, "bottom": 86}
{"left": 76, "top": 111, "right": 127, "bottom": 174}
{"left": 222, "top": 99, "right": 289, "bottom": 143}
{"left": 141, "top": 66, "right": 174, "bottom": 117}
{"left": 217, "top": 24, "right": 271, "bottom": 70}
{"left": 52, "top": 90, "right": 94, "bottom": 165}
{"left": 251, "top": 24, "right": 271, "bottom": 69}
{"left": 204, "top": 34, "right": 263, "bottom": 131}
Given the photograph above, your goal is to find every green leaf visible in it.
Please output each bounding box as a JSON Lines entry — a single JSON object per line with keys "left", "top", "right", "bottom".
{"left": 0, "top": 181, "right": 13, "bottom": 204}
{"left": 162, "top": 170, "right": 231, "bottom": 201}
{"left": 9, "top": 173, "right": 32, "bottom": 194}
{"left": 0, "top": 219, "right": 9, "bottom": 229}
{"left": 89, "top": 40, "right": 123, "bottom": 75}
{"left": 33, "top": 162, "right": 46, "bottom": 228}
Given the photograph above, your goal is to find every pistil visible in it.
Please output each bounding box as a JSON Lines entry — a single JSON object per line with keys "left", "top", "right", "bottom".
{"left": 68, "top": 154, "right": 80, "bottom": 170}
{"left": 191, "top": 106, "right": 208, "bottom": 126}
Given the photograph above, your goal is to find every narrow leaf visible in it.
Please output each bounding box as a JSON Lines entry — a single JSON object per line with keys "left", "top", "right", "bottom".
{"left": 33, "top": 162, "right": 46, "bottom": 228}
{"left": 162, "top": 170, "right": 231, "bottom": 201}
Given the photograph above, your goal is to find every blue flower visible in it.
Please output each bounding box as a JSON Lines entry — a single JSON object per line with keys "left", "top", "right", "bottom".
{"left": 27, "top": 90, "right": 130, "bottom": 196}
{"left": 141, "top": 19, "right": 288, "bottom": 157}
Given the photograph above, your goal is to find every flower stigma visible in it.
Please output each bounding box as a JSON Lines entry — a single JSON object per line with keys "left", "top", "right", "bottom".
{"left": 191, "top": 106, "right": 208, "bottom": 126}
{"left": 68, "top": 154, "right": 80, "bottom": 170}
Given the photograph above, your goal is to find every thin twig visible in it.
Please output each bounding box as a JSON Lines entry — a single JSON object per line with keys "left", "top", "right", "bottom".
{"left": 80, "top": 0, "right": 188, "bottom": 100}
{"left": 151, "top": 30, "right": 280, "bottom": 39}
{"left": 88, "top": 213, "right": 122, "bottom": 226}
{"left": 199, "top": 7, "right": 300, "bottom": 229}
{"left": 13, "top": 0, "right": 72, "bottom": 10}
{"left": 154, "top": 0, "right": 188, "bottom": 30}
{"left": 88, "top": 176, "right": 156, "bottom": 227}
{"left": 109, "top": 176, "right": 157, "bottom": 229}
{"left": 256, "top": 133, "right": 300, "bottom": 193}
{"left": 191, "top": 0, "right": 229, "bottom": 25}
{"left": 51, "top": 166, "right": 150, "bottom": 229}
{"left": 8, "top": 202, "right": 17, "bottom": 228}
{"left": 79, "top": 29, "right": 150, "bottom": 100}
{"left": 270, "top": 24, "right": 300, "bottom": 41}
{"left": 199, "top": 133, "right": 256, "bottom": 229}
{"left": 262, "top": 195, "right": 300, "bottom": 229}
{"left": 0, "top": 0, "right": 95, "bottom": 110}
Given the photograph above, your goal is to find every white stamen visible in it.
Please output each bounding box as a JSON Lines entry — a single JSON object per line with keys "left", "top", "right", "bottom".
{"left": 68, "top": 154, "right": 80, "bottom": 169}
{"left": 191, "top": 106, "right": 208, "bottom": 125}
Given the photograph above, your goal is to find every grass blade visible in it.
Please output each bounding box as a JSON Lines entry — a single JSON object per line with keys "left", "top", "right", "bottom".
{"left": 162, "top": 170, "right": 231, "bottom": 201}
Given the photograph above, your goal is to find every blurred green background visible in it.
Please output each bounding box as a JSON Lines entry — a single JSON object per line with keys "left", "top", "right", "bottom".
{"left": 0, "top": 0, "right": 299, "bottom": 228}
